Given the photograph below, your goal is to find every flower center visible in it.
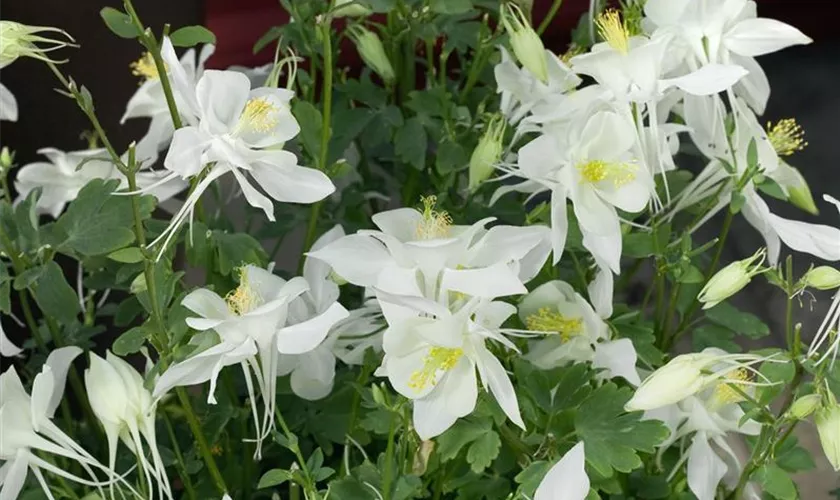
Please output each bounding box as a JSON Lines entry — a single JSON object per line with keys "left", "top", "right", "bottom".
{"left": 766, "top": 118, "right": 807, "bottom": 157}
{"left": 577, "top": 159, "right": 637, "bottom": 187}
{"left": 225, "top": 275, "right": 262, "bottom": 315}
{"left": 415, "top": 195, "right": 452, "bottom": 240}
{"left": 596, "top": 9, "right": 630, "bottom": 55}
{"left": 130, "top": 52, "right": 162, "bottom": 81}
{"left": 237, "top": 97, "right": 280, "bottom": 134}
{"left": 526, "top": 307, "right": 584, "bottom": 342}
{"left": 708, "top": 368, "right": 751, "bottom": 409}
{"left": 408, "top": 346, "right": 464, "bottom": 392}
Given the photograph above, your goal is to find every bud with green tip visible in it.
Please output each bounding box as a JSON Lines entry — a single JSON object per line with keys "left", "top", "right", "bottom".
{"left": 803, "top": 266, "right": 840, "bottom": 291}
{"left": 0, "top": 21, "right": 75, "bottom": 69}
{"left": 0, "top": 147, "right": 13, "bottom": 169}
{"left": 333, "top": 0, "right": 371, "bottom": 17}
{"left": 469, "top": 117, "right": 505, "bottom": 190}
{"left": 698, "top": 248, "right": 767, "bottom": 309}
{"left": 786, "top": 166, "right": 819, "bottom": 215}
{"left": 348, "top": 25, "right": 395, "bottom": 84}
{"left": 816, "top": 398, "right": 840, "bottom": 471}
{"left": 500, "top": 3, "right": 548, "bottom": 83}
{"left": 788, "top": 393, "right": 822, "bottom": 420}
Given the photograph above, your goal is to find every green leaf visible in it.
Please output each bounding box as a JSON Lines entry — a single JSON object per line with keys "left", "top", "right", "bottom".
{"left": 613, "top": 320, "right": 664, "bottom": 367}
{"left": 258, "top": 468, "right": 293, "bottom": 489}
{"left": 775, "top": 436, "right": 816, "bottom": 473}
{"left": 466, "top": 430, "right": 501, "bottom": 473}
{"left": 107, "top": 247, "right": 145, "bottom": 264}
{"left": 54, "top": 179, "right": 154, "bottom": 256}
{"left": 14, "top": 266, "right": 46, "bottom": 291}
{"left": 30, "top": 261, "right": 79, "bottom": 325}
{"left": 395, "top": 117, "right": 427, "bottom": 170}
{"left": 0, "top": 264, "right": 10, "bottom": 314}
{"left": 574, "top": 383, "right": 669, "bottom": 476}
{"left": 253, "top": 26, "right": 284, "bottom": 54}
{"left": 435, "top": 142, "right": 468, "bottom": 175}
{"left": 757, "top": 176, "right": 788, "bottom": 201}
{"left": 13, "top": 189, "right": 41, "bottom": 252}
{"left": 676, "top": 265, "right": 704, "bottom": 284}
{"left": 622, "top": 231, "right": 654, "bottom": 258}
{"left": 435, "top": 418, "right": 489, "bottom": 462}
{"left": 430, "top": 0, "right": 472, "bottom": 14}
{"left": 213, "top": 232, "right": 268, "bottom": 276}
{"left": 112, "top": 325, "right": 150, "bottom": 355}
{"left": 100, "top": 7, "right": 140, "bottom": 38}
{"left": 692, "top": 324, "right": 740, "bottom": 352}
{"left": 169, "top": 26, "right": 216, "bottom": 47}
{"left": 754, "top": 464, "right": 797, "bottom": 500}
{"left": 747, "top": 138, "right": 759, "bottom": 170}
{"left": 293, "top": 101, "right": 322, "bottom": 162}
{"left": 705, "top": 302, "right": 770, "bottom": 339}
{"left": 730, "top": 191, "right": 746, "bottom": 214}
{"left": 327, "top": 477, "right": 371, "bottom": 499}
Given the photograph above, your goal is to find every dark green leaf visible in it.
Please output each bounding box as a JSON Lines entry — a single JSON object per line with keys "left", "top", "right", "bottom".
{"left": 100, "top": 7, "right": 139, "bottom": 39}
{"left": 692, "top": 324, "right": 740, "bottom": 352}
{"left": 730, "top": 191, "right": 746, "bottom": 214}
{"left": 253, "top": 26, "right": 284, "bottom": 54}
{"left": 705, "top": 302, "right": 770, "bottom": 339}
{"left": 293, "top": 101, "right": 322, "bottom": 162}
{"left": 112, "top": 325, "right": 150, "bottom": 355}
{"left": 30, "top": 261, "right": 79, "bottom": 325}
{"left": 213, "top": 231, "right": 268, "bottom": 276}
{"left": 107, "top": 247, "right": 145, "bottom": 263}
{"left": 257, "top": 468, "right": 292, "bottom": 489}
{"left": 623, "top": 231, "right": 654, "bottom": 258}
{"left": 465, "top": 430, "right": 501, "bottom": 473}
{"left": 395, "top": 117, "right": 427, "bottom": 170}
{"left": 435, "top": 418, "right": 489, "bottom": 462}
{"left": 430, "top": 0, "right": 472, "bottom": 14}
{"left": 169, "top": 26, "right": 216, "bottom": 47}
{"left": 754, "top": 464, "right": 797, "bottom": 500}
{"left": 435, "top": 142, "right": 468, "bottom": 175}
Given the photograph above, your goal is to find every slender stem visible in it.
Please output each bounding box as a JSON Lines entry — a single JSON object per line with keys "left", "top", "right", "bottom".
{"left": 537, "top": 0, "right": 565, "bottom": 34}
{"left": 660, "top": 281, "right": 682, "bottom": 351}
{"left": 784, "top": 256, "right": 796, "bottom": 351}
{"left": 275, "top": 408, "right": 319, "bottom": 499}
{"left": 123, "top": 0, "right": 182, "bottom": 130}
{"left": 176, "top": 388, "right": 228, "bottom": 495}
{"left": 163, "top": 411, "right": 197, "bottom": 500}
{"left": 381, "top": 412, "right": 398, "bottom": 500}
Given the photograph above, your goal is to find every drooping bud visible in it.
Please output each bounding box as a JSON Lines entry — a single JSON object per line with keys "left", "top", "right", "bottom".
{"left": 0, "top": 21, "right": 75, "bottom": 69}
{"left": 803, "top": 266, "right": 840, "bottom": 291}
{"left": 348, "top": 25, "right": 395, "bottom": 84}
{"left": 785, "top": 165, "right": 818, "bottom": 215}
{"left": 815, "top": 400, "right": 840, "bottom": 471}
{"left": 469, "top": 117, "right": 505, "bottom": 190}
{"left": 333, "top": 0, "right": 371, "bottom": 17}
{"left": 500, "top": 3, "right": 548, "bottom": 83}
{"left": 698, "top": 248, "right": 767, "bottom": 309}
{"left": 787, "top": 394, "right": 822, "bottom": 420}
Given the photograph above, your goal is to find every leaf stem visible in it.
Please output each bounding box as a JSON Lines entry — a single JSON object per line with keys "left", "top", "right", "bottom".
{"left": 537, "top": 0, "right": 565, "bottom": 35}
{"left": 274, "top": 408, "right": 319, "bottom": 499}
{"left": 162, "top": 410, "right": 197, "bottom": 500}
{"left": 381, "top": 411, "right": 398, "bottom": 500}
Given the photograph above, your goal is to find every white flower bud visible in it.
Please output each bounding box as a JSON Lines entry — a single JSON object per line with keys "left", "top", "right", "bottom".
{"left": 348, "top": 25, "right": 395, "bottom": 84}
{"left": 816, "top": 402, "right": 840, "bottom": 471}
{"left": 501, "top": 3, "right": 548, "bottom": 83}
{"left": 698, "top": 248, "right": 766, "bottom": 309}
{"left": 469, "top": 117, "right": 505, "bottom": 190}
{"left": 0, "top": 147, "right": 13, "bottom": 170}
{"left": 0, "top": 21, "right": 74, "bottom": 69}
{"left": 333, "top": 0, "right": 371, "bottom": 17}
{"left": 803, "top": 266, "right": 840, "bottom": 291}
{"left": 787, "top": 394, "right": 822, "bottom": 420}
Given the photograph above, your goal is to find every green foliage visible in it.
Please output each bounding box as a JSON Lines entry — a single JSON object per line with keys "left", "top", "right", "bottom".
{"left": 99, "top": 7, "right": 139, "bottom": 39}
{"left": 169, "top": 26, "right": 216, "bottom": 47}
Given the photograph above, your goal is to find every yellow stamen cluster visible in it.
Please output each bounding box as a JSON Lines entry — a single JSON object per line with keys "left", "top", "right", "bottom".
{"left": 415, "top": 195, "right": 452, "bottom": 240}
{"left": 766, "top": 118, "right": 807, "bottom": 156}
{"left": 709, "top": 368, "right": 752, "bottom": 408}
{"left": 596, "top": 9, "right": 630, "bottom": 55}
{"left": 225, "top": 273, "right": 262, "bottom": 316}
{"left": 130, "top": 52, "right": 161, "bottom": 81}
{"left": 239, "top": 97, "right": 279, "bottom": 133}
{"left": 408, "top": 347, "right": 464, "bottom": 392}
{"left": 578, "top": 159, "right": 637, "bottom": 187}
{"left": 526, "top": 307, "right": 584, "bottom": 342}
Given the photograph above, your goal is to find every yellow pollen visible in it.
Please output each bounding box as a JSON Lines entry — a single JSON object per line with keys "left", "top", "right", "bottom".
{"left": 596, "top": 9, "right": 630, "bottom": 55}
{"left": 766, "top": 118, "right": 807, "bottom": 156}
{"left": 408, "top": 346, "right": 463, "bottom": 392}
{"left": 415, "top": 195, "right": 452, "bottom": 240}
{"left": 577, "top": 159, "right": 637, "bottom": 187}
{"left": 239, "top": 97, "right": 279, "bottom": 133}
{"left": 710, "top": 368, "right": 752, "bottom": 408}
{"left": 210, "top": 444, "right": 223, "bottom": 456}
{"left": 225, "top": 273, "right": 262, "bottom": 316}
{"left": 130, "top": 52, "right": 161, "bottom": 81}
{"left": 526, "top": 307, "right": 584, "bottom": 342}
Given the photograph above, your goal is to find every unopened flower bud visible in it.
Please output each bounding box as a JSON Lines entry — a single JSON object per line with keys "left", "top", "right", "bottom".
{"left": 333, "top": 0, "right": 371, "bottom": 17}
{"left": 501, "top": 3, "right": 548, "bottom": 83}
{"left": 788, "top": 394, "right": 822, "bottom": 420}
{"left": 698, "top": 248, "right": 766, "bottom": 309}
{"left": 816, "top": 402, "right": 840, "bottom": 471}
{"left": 803, "top": 266, "right": 840, "bottom": 291}
{"left": 786, "top": 166, "right": 818, "bottom": 215}
{"left": 348, "top": 26, "right": 395, "bottom": 84}
{"left": 0, "top": 147, "right": 13, "bottom": 169}
{"left": 0, "top": 21, "right": 75, "bottom": 69}
{"left": 469, "top": 117, "right": 505, "bottom": 190}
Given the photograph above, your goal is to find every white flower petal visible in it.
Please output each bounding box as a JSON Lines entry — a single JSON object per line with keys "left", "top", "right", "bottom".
{"left": 725, "top": 18, "right": 812, "bottom": 57}
{"left": 534, "top": 441, "right": 590, "bottom": 500}
{"left": 413, "top": 386, "right": 459, "bottom": 440}
{"left": 0, "top": 82, "right": 18, "bottom": 122}
{"left": 687, "top": 433, "right": 728, "bottom": 500}
{"left": 0, "top": 454, "right": 29, "bottom": 500}
{"left": 276, "top": 302, "right": 349, "bottom": 354}
{"left": 196, "top": 69, "right": 251, "bottom": 133}
{"left": 662, "top": 64, "right": 747, "bottom": 96}
{"left": 308, "top": 234, "right": 391, "bottom": 287}
{"left": 250, "top": 151, "right": 335, "bottom": 204}
{"left": 153, "top": 340, "right": 256, "bottom": 400}
{"left": 163, "top": 126, "right": 212, "bottom": 178}
{"left": 230, "top": 166, "right": 275, "bottom": 221}
{"left": 442, "top": 356, "right": 478, "bottom": 419}
{"left": 289, "top": 348, "right": 336, "bottom": 401}
{"left": 473, "top": 341, "right": 525, "bottom": 429}
{"left": 440, "top": 262, "right": 527, "bottom": 299}
{"left": 592, "top": 339, "right": 641, "bottom": 386}
{"left": 0, "top": 320, "right": 22, "bottom": 357}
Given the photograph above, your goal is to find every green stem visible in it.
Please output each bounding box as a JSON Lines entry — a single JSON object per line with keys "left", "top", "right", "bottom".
{"left": 275, "top": 408, "right": 319, "bottom": 499}
{"left": 537, "top": 0, "right": 565, "bottom": 34}
{"left": 162, "top": 411, "right": 197, "bottom": 500}
{"left": 784, "top": 256, "right": 796, "bottom": 352}
{"left": 381, "top": 412, "right": 398, "bottom": 500}
{"left": 176, "top": 388, "right": 228, "bottom": 495}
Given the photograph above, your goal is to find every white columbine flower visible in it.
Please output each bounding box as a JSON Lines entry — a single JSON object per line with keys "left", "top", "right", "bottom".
{"left": 0, "top": 347, "right": 131, "bottom": 499}
{"left": 85, "top": 351, "right": 172, "bottom": 500}
{"left": 150, "top": 69, "right": 335, "bottom": 258}
{"left": 153, "top": 264, "right": 348, "bottom": 456}
{"left": 533, "top": 442, "right": 590, "bottom": 500}
{"left": 806, "top": 198, "right": 840, "bottom": 366}
{"left": 643, "top": 0, "right": 812, "bottom": 114}
{"left": 0, "top": 82, "right": 16, "bottom": 121}
{"left": 122, "top": 37, "right": 214, "bottom": 165}
{"left": 519, "top": 280, "right": 640, "bottom": 385}
{"left": 376, "top": 291, "right": 525, "bottom": 439}
{"left": 278, "top": 225, "right": 384, "bottom": 400}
